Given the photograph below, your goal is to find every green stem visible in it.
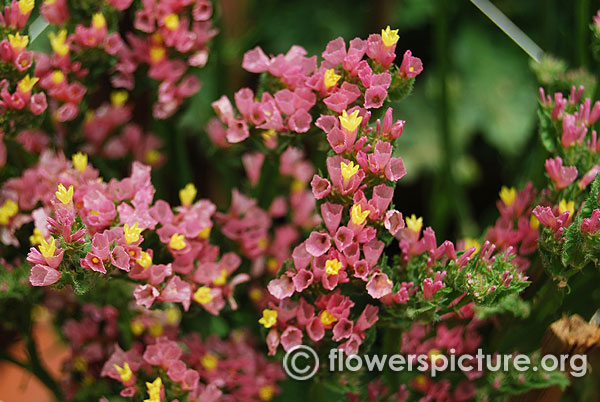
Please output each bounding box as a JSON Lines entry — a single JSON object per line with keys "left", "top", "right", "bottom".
{"left": 431, "top": 0, "right": 473, "bottom": 237}
{"left": 25, "top": 331, "right": 64, "bottom": 401}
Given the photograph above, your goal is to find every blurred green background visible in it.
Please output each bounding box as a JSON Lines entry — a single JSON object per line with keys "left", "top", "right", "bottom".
{"left": 171, "top": 0, "right": 598, "bottom": 241}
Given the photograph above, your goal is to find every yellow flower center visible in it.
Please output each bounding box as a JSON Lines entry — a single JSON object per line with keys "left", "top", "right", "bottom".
{"left": 0, "top": 200, "right": 18, "bottom": 225}
{"left": 197, "top": 227, "right": 211, "bottom": 239}
{"left": 130, "top": 321, "right": 145, "bottom": 336}
{"left": 258, "top": 309, "right": 278, "bottom": 328}
{"left": 325, "top": 258, "right": 342, "bottom": 276}
{"left": 201, "top": 353, "right": 218, "bottom": 371}
{"left": 324, "top": 68, "right": 341, "bottom": 89}
{"left": 145, "top": 377, "right": 162, "bottom": 402}
{"left": 92, "top": 13, "right": 106, "bottom": 29}
{"left": 113, "top": 362, "right": 132, "bottom": 382}
{"left": 29, "top": 228, "right": 45, "bottom": 246}
{"left": 48, "top": 30, "right": 69, "bottom": 56}
{"left": 163, "top": 14, "right": 179, "bottom": 30}
{"left": 193, "top": 286, "right": 213, "bottom": 304}
{"left": 72, "top": 152, "right": 88, "bottom": 172}
{"left": 123, "top": 222, "right": 142, "bottom": 244}
{"left": 150, "top": 46, "right": 165, "bottom": 62}
{"left": 52, "top": 70, "right": 65, "bottom": 84}
{"left": 8, "top": 33, "right": 29, "bottom": 51}
{"left": 381, "top": 25, "right": 400, "bottom": 47}
{"left": 169, "top": 233, "right": 186, "bottom": 250}
{"left": 17, "top": 75, "right": 39, "bottom": 93}
{"left": 56, "top": 183, "right": 73, "bottom": 204}
{"left": 463, "top": 238, "right": 480, "bottom": 254}
{"left": 39, "top": 236, "right": 56, "bottom": 258}
{"left": 499, "top": 186, "right": 517, "bottom": 207}
{"left": 258, "top": 385, "right": 275, "bottom": 401}
{"left": 340, "top": 161, "right": 359, "bottom": 181}
{"left": 137, "top": 251, "right": 152, "bottom": 269}
{"left": 110, "top": 90, "right": 128, "bottom": 107}
{"left": 339, "top": 109, "right": 362, "bottom": 133}
{"left": 320, "top": 310, "right": 337, "bottom": 325}
{"left": 213, "top": 269, "right": 227, "bottom": 286}
{"left": 529, "top": 214, "right": 540, "bottom": 229}
{"left": 350, "top": 204, "right": 370, "bottom": 225}
{"left": 179, "top": 183, "right": 197, "bottom": 206}
{"left": 18, "top": 0, "right": 35, "bottom": 14}
{"left": 406, "top": 214, "right": 423, "bottom": 233}
{"left": 559, "top": 199, "right": 575, "bottom": 216}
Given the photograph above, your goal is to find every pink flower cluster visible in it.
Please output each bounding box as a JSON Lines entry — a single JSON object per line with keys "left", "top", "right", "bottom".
{"left": 102, "top": 332, "right": 284, "bottom": 401}
{"left": 540, "top": 86, "right": 600, "bottom": 151}
{"left": 14, "top": 152, "right": 250, "bottom": 316}
{"left": 484, "top": 184, "right": 538, "bottom": 271}
{"left": 1, "top": 0, "right": 216, "bottom": 166}
{"left": 208, "top": 31, "right": 421, "bottom": 145}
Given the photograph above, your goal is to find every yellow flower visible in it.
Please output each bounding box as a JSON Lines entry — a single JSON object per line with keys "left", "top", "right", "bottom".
{"left": 123, "top": 222, "right": 142, "bottom": 244}
{"left": 150, "top": 46, "right": 165, "bottom": 62}
{"left": 339, "top": 109, "right": 362, "bottom": 132}
{"left": 18, "top": 0, "right": 35, "bottom": 14}
{"left": 165, "top": 307, "right": 181, "bottom": 324}
{"left": 48, "top": 29, "right": 69, "bottom": 56}
{"left": 0, "top": 200, "right": 18, "bottom": 225}
{"left": 130, "top": 321, "right": 145, "bottom": 336}
{"left": 261, "top": 129, "right": 277, "bottom": 141}
{"left": 163, "top": 14, "right": 179, "bottom": 30}
{"left": 197, "top": 227, "right": 211, "bottom": 239}
{"left": 169, "top": 233, "right": 186, "bottom": 250}
{"left": 201, "top": 353, "right": 218, "bottom": 371}
{"left": 17, "top": 75, "right": 39, "bottom": 93}
{"left": 463, "top": 238, "right": 481, "bottom": 254}
{"left": 110, "top": 90, "right": 128, "bottom": 107}
{"left": 213, "top": 269, "right": 227, "bottom": 286}
{"left": 92, "top": 13, "right": 106, "bottom": 29}
{"left": 325, "top": 258, "right": 342, "bottom": 275}
{"left": 137, "top": 251, "right": 152, "bottom": 269}
{"left": 30, "top": 228, "right": 45, "bottom": 246}
{"left": 350, "top": 204, "right": 370, "bottom": 225}
{"left": 113, "top": 362, "right": 132, "bottom": 382}
{"left": 499, "top": 186, "right": 517, "bottom": 207}
{"left": 249, "top": 288, "right": 263, "bottom": 302}
{"left": 559, "top": 199, "right": 575, "bottom": 216}
{"left": 258, "top": 309, "right": 278, "bottom": 328}
{"left": 72, "top": 152, "right": 88, "bottom": 172}
{"left": 56, "top": 183, "right": 73, "bottom": 204}
{"left": 8, "top": 33, "right": 29, "bottom": 51}
{"left": 530, "top": 214, "right": 540, "bottom": 229}
{"left": 290, "top": 179, "right": 305, "bottom": 193}
{"left": 73, "top": 356, "right": 88, "bottom": 372}
{"left": 381, "top": 26, "right": 399, "bottom": 47}
{"left": 324, "top": 68, "right": 341, "bottom": 89}
{"left": 193, "top": 286, "right": 213, "bottom": 304}
{"left": 406, "top": 214, "right": 423, "bottom": 233}
{"left": 52, "top": 70, "right": 65, "bottom": 84}
{"left": 145, "top": 149, "right": 161, "bottom": 164}
{"left": 428, "top": 349, "right": 444, "bottom": 365}
{"left": 258, "top": 385, "right": 275, "bottom": 401}
{"left": 145, "top": 377, "right": 162, "bottom": 402}
{"left": 148, "top": 322, "right": 163, "bottom": 337}
{"left": 340, "top": 161, "right": 359, "bottom": 181}
{"left": 320, "top": 310, "right": 337, "bottom": 325}
{"left": 39, "top": 236, "right": 56, "bottom": 258}
{"left": 179, "top": 183, "right": 197, "bottom": 206}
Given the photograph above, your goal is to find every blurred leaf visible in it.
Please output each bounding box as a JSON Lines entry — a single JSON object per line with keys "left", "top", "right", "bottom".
{"left": 451, "top": 23, "right": 538, "bottom": 155}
